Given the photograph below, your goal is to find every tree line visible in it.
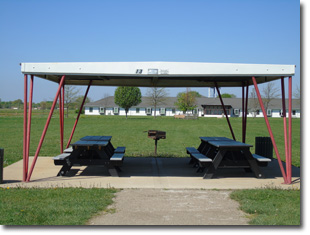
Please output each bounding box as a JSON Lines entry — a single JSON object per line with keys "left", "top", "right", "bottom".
{"left": 114, "top": 83, "right": 300, "bottom": 118}
{"left": 0, "top": 86, "right": 90, "bottom": 117}
{"left": 2, "top": 83, "right": 300, "bottom": 118}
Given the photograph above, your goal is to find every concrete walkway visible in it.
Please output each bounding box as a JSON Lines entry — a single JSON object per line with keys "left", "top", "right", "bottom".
{"left": 1, "top": 157, "right": 300, "bottom": 189}
{"left": 87, "top": 188, "right": 250, "bottom": 225}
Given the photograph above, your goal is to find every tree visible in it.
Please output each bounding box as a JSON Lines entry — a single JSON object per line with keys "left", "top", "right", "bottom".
{"left": 12, "top": 99, "right": 23, "bottom": 109}
{"left": 249, "top": 88, "right": 260, "bottom": 117}
{"left": 74, "top": 95, "right": 91, "bottom": 113}
{"left": 40, "top": 101, "right": 47, "bottom": 111}
{"left": 145, "top": 87, "right": 168, "bottom": 118}
{"left": 64, "top": 85, "right": 80, "bottom": 117}
{"left": 217, "top": 93, "right": 236, "bottom": 98}
{"left": 262, "top": 82, "right": 280, "bottom": 112}
{"left": 294, "top": 85, "right": 300, "bottom": 105}
{"left": 114, "top": 87, "right": 142, "bottom": 119}
{"left": 174, "top": 88, "right": 198, "bottom": 114}
{"left": 189, "top": 91, "right": 203, "bottom": 98}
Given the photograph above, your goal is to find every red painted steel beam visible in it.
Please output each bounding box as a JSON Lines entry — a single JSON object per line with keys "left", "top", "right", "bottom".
{"left": 244, "top": 82, "right": 249, "bottom": 143}
{"left": 62, "top": 83, "right": 65, "bottom": 149}
{"left": 23, "top": 75, "right": 28, "bottom": 182}
{"left": 214, "top": 82, "right": 236, "bottom": 141}
{"left": 66, "top": 80, "right": 92, "bottom": 148}
{"left": 281, "top": 77, "right": 289, "bottom": 182}
{"left": 242, "top": 84, "right": 245, "bottom": 142}
{"left": 26, "top": 75, "right": 34, "bottom": 178}
{"left": 26, "top": 75, "right": 66, "bottom": 182}
{"left": 252, "top": 76, "right": 288, "bottom": 183}
{"left": 62, "top": 83, "right": 65, "bottom": 139}
{"left": 288, "top": 76, "right": 293, "bottom": 183}
{"left": 59, "top": 82, "right": 64, "bottom": 153}
{"left": 281, "top": 77, "right": 287, "bottom": 118}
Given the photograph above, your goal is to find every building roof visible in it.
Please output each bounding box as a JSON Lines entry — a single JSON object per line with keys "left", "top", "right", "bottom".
{"left": 21, "top": 62, "right": 295, "bottom": 87}
{"left": 85, "top": 96, "right": 300, "bottom": 110}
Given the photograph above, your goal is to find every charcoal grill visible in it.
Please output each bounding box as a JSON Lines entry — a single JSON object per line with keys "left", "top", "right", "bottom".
{"left": 147, "top": 130, "right": 166, "bottom": 155}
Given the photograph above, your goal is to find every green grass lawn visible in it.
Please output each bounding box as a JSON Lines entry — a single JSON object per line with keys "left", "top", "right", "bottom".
{"left": 230, "top": 188, "right": 300, "bottom": 225}
{"left": 0, "top": 111, "right": 301, "bottom": 226}
{"left": 0, "top": 187, "right": 117, "bottom": 225}
{"left": 0, "top": 111, "right": 301, "bottom": 167}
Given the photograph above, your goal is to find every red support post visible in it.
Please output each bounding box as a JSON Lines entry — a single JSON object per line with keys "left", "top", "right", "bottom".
{"left": 26, "top": 75, "right": 66, "bottom": 182}
{"left": 62, "top": 83, "right": 65, "bottom": 131}
{"left": 214, "top": 82, "right": 236, "bottom": 141}
{"left": 252, "top": 76, "right": 288, "bottom": 183}
{"left": 59, "top": 82, "right": 64, "bottom": 153}
{"left": 288, "top": 76, "right": 293, "bottom": 184}
{"left": 23, "top": 75, "right": 28, "bottom": 182}
{"left": 281, "top": 77, "right": 289, "bottom": 182}
{"left": 26, "top": 75, "right": 34, "bottom": 177}
{"left": 62, "top": 83, "right": 65, "bottom": 143}
{"left": 244, "top": 82, "right": 249, "bottom": 142}
{"left": 66, "top": 80, "right": 92, "bottom": 148}
{"left": 242, "top": 84, "right": 245, "bottom": 142}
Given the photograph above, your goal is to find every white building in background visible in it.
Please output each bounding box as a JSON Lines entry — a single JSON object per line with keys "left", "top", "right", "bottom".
{"left": 84, "top": 96, "right": 300, "bottom": 118}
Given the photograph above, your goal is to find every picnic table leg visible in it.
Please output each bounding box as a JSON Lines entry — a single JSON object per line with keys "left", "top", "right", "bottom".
{"left": 203, "top": 149, "right": 227, "bottom": 179}
{"left": 57, "top": 158, "right": 72, "bottom": 176}
{"left": 188, "top": 157, "right": 195, "bottom": 165}
{"left": 108, "top": 166, "right": 119, "bottom": 177}
{"left": 154, "top": 139, "right": 158, "bottom": 156}
{"left": 57, "top": 164, "right": 72, "bottom": 176}
{"left": 243, "top": 149, "right": 264, "bottom": 178}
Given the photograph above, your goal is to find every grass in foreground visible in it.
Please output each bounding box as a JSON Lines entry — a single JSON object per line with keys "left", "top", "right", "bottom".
{"left": 230, "top": 188, "right": 300, "bottom": 225}
{"left": 0, "top": 187, "right": 117, "bottom": 225}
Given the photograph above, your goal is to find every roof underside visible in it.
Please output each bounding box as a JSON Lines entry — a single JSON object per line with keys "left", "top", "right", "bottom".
{"left": 21, "top": 62, "right": 295, "bottom": 87}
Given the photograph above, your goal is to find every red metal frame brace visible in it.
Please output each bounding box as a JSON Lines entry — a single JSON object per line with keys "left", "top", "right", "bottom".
{"left": 23, "top": 75, "right": 28, "bottom": 181}
{"left": 242, "top": 82, "right": 249, "bottom": 143}
{"left": 66, "top": 80, "right": 92, "bottom": 148}
{"left": 281, "top": 77, "right": 289, "bottom": 183}
{"left": 25, "top": 75, "right": 66, "bottom": 182}
{"left": 59, "top": 82, "right": 64, "bottom": 153}
{"left": 288, "top": 76, "right": 292, "bottom": 183}
{"left": 25, "top": 75, "right": 34, "bottom": 181}
{"left": 252, "top": 76, "right": 288, "bottom": 183}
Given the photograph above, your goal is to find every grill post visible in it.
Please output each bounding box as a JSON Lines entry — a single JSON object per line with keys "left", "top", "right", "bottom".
{"left": 147, "top": 130, "right": 166, "bottom": 156}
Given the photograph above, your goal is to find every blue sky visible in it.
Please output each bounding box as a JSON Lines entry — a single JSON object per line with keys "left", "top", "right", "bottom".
{"left": 0, "top": 0, "right": 301, "bottom": 102}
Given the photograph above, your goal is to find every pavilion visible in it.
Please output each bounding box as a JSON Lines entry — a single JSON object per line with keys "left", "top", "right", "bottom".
{"left": 21, "top": 61, "right": 295, "bottom": 183}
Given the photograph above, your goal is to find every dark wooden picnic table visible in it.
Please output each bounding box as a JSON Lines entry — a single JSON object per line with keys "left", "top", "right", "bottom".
{"left": 187, "top": 137, "right": 269, "bottom": 179}
{"left": 80, "top": 136, "right": 112, "bottom": 141}
{"left": 53, "top": 136, "right": 125, "bottom": 177}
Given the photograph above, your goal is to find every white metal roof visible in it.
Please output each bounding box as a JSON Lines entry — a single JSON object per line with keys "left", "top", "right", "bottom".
{"left": 21, "top": 62, "right": 295, "bottom": 87}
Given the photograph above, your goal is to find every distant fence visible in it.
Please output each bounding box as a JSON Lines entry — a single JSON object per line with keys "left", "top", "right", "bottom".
{"left": 174, "top": 114, "right": 198, "bottom": 120}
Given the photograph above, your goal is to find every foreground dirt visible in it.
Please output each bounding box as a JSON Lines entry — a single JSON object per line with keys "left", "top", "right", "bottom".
{"left": 87, "top": 188, "right": 249, "bottom": 225}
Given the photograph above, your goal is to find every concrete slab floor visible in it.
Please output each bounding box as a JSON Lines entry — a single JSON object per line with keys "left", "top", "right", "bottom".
{"left": 1, "top": 157, "right": 300, "bottom": 190}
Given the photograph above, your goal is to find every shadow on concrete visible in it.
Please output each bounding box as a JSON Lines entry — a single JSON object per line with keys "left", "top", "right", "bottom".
{"left": 61, "top": 157, "right": 300, "bottom": 180}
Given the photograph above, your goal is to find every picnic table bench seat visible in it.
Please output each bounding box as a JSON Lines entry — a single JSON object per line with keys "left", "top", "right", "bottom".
{"left": 252, "top": 153, "right": 272, "bottom": 167}
{"left": 63, "top": 147, "right": 73, "bottom": 153}
{"left": 185, "top": 147, "right": 212, "bottom": 172}
{"left": 53, "top": 153, "right": 71, "bottom": 162}
{"left": 53, "top": 153, "right": 71, "bottom": 176}
{"left": 186, "top": 147, "right": 200, "bottom": 165}
{"left": 191, "top": 153, "right": 212, "bottom": 164}
{"left": 114, "top": 146, "right": 126, "bottom": 153}
{"left": 186, "top": 147, "right": 200, "bottom": 155}
{"left": 108, "top": 152, "right": 125, "bottom": 176}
